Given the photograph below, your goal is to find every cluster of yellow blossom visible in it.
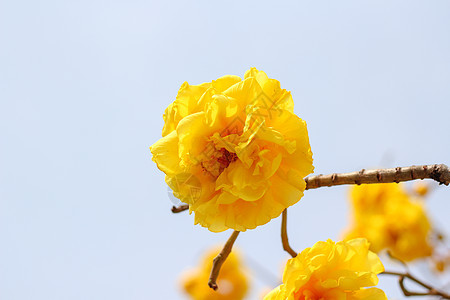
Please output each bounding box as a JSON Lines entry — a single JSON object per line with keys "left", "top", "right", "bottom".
{"left": 151, "top": 70, "right": 446, "bottom": 299}
{"left": 181, "top": 248, "right": 249, "bottom": 300}
{"left": 344, "top": 183, "right": 433, "bottom": 261}
{"left": 264, "top": 238, "right": 387, "bottom": 300}
{"left": 151, "top": 68, "right": 314, "bottom": 232}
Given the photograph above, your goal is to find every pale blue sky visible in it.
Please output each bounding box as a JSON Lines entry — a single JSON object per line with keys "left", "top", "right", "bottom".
{"left": 1, "top": 0, "right": 449, "bottom": 299}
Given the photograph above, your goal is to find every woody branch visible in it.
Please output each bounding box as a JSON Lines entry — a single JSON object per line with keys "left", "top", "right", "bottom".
{"left": 305, "top": 164, "right": 450, "bottom": 190}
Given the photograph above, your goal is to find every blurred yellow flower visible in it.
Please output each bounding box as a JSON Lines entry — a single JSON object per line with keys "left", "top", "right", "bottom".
{"left": 181, "top": 248, "right": 249, "bottom": 300}
{"left": 413, "top": 182, "right": 429, "bottom": 197}
{"left": 264, "top": 238, "right": 387, "bottom": 300}
{"left": 151, "top": 68, "right": 314, "bottom": 232}
{"left": 344, "top": 183, "right": 433, "bottom": 261}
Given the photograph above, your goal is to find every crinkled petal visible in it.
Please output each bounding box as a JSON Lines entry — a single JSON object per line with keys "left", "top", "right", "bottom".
{"left": 211, "top": 75, "right": 242, "bottom": 92}
{"left": 351, "top": 288, "right": 387, "bottom": 300}
{"left": 162, "top": 81, "right": 210, "bottom": 136}
{"left": 216, "top": 162, "right": 268, "bottom": 202}
{"left": 150, "top": 130, "right": 181, "bottom": 175}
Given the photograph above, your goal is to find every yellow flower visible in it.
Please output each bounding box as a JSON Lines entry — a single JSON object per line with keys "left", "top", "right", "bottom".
{"left": 344, "top": 183, "right": 433, "bottom": 261}
{"left": 151, "top": 68, "right": 314, "bottom": 232}
{"left": 181, "top": 248, "right": 249, "bottom": 300}
{"left": 264, "top": 238, "right": 387, "bottom": 300}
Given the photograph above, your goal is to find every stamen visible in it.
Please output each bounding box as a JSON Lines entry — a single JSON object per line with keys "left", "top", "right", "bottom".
{"left": 201, "top": 148, "right": 238, "bottom": 178}
{"left": 217, "top": 148, "right": 238, "bottom": 171}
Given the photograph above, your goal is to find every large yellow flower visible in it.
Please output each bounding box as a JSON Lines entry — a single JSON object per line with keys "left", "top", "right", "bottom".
{"left": 181, "top": 248, "right": 249, "bottom": 300}
{"left": 264, "top": 238, "right": 387, "bottom": 300}
{"left": 151, "top": 68, "right": 314, "bottom": 232}
{"left": 344, "top": 183, "right": 433, "bottom": 261}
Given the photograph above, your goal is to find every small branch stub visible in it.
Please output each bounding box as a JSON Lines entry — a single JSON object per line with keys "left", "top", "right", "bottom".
{"left": 171, "top": 204, "right": 189, "bottom": 213}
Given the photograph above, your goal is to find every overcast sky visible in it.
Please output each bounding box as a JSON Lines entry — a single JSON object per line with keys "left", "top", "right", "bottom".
{"left": 1, "top": 0, "right": 449, "bottom": 299}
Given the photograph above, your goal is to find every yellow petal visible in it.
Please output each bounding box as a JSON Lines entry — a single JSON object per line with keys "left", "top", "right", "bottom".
{"left": 216, "top": 162, "right": 268, "bottom": 202}
{"left": 263, "top": 286, "right": 283, "bottom": 300}
{"left": 212, "top": 75, "right": 242, "bottom": 92}
{"left": 352, "top": 288, "right": 387, "bottom": 300}
{"left": 150, "top": 130, "right": 181, "bottom": 175}
{"left": 223, "top": 77, "right": 263, "bottom": 109}
{"left": 162, "top": 81, "right": 210, "bottom": 136}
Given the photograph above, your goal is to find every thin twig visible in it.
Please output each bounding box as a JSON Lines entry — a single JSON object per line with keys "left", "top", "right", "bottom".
{"left": 208, "top": 230, "right": 240, "bottom": 290}
{"left": 305, "top": 164, "right": 450, "bottom": 190}
{"left": 171, "top": 204, "right": 189, "bottom": 213}
{"left": 171, "top": 164, "right": 450, "bottom": 213}
{"left": 281, "top": 209, "right": 297, "bottom": 258}
{"left": 382, "top": 271, "right": 450, "bottom": 298}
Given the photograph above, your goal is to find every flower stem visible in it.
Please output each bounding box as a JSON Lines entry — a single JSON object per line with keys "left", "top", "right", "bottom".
{"left": 281, "top": 209, "right": 297, "bottom": 258}
{"left": 208, "top": 230, "right": 240, "bottom": 290}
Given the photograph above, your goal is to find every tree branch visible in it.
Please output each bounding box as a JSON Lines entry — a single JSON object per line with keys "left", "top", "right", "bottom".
{"left": 208, "top": 230, "right": 240, "bottom": 291}
{"left": 382, "top": 271, "right": 450, "bottom": 298}
{"left": 171, "top": 164, "right": 450, "bottom": 213}
{"left": 305, "top": 164, "right": 450, "bottom": 190}
{"left": 281, "top": 209, "right": 297, "bottom": 258}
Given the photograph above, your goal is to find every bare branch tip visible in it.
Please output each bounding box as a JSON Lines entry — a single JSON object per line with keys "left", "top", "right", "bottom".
{"left": 208, "top": 230, "right": 240, "bottom": 291}
{"left": 208, "top": 281, "right": 218, "bottom": 291}
{"left": 171, "top": 204, "right": 189, "bottom": 213}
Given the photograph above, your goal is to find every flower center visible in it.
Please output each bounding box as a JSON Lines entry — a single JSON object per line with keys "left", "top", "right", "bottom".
{"left": 201, "top": 147, "right": 237, "bottom": 178}
{"left": 217, "top": 148, "right": 238, "bottom": 169}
